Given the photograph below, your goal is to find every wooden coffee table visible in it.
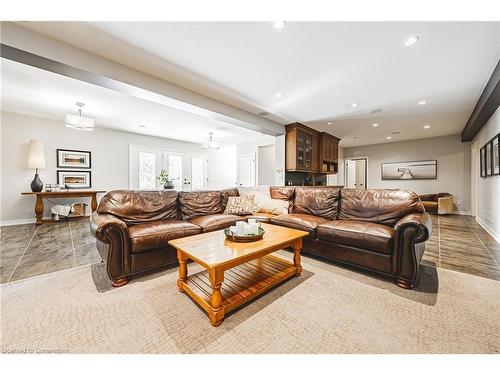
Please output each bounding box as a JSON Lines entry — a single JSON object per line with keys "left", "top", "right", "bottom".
{"left": 168, "top": 223, "right": 309, "bottom": 326}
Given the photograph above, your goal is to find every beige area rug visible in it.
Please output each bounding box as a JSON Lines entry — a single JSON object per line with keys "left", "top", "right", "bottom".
{"left": 1, "top": 252, "right": 499, "bottom": 354}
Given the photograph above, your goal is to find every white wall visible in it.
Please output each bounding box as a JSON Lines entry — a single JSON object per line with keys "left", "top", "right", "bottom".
{"left": 343, "top": 135, "right": 471, "bottom": 213}
{"left": 207, "top": 145, "right": 237, "bottom": 190}
{"left": 274, "top": 134, "right": 285, "bottom": 185}
{"left": 0, "top": 111, "right": 230, "bottom": 223}
{"left": 472, "top": 107, "right": 500, "bottom": 241}
{"left": 326, "top": 146, "right": 345, "bottom": 186}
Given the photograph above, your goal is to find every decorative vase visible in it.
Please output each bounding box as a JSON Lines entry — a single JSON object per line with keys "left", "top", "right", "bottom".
{"left": 164, "top": 181, "right": 174, "bottom": 190}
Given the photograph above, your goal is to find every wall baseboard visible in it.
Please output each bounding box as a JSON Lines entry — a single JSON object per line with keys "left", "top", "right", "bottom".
{"left": 452, "top": 210, "right": 472, "bottom": 216}
{"left": 0, "top": 218, "right": 36, "bottom": 226}
{"left": 476, "top": 217, "right": 500, "bottom": 244}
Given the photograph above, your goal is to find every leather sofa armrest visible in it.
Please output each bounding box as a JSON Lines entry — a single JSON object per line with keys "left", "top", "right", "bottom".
{"left": 90, "top": 212, "right": 128, "bottom": 244}
{"left": 394, "top": 213, "right": 432, "bottom": 243}
{"left": 437, "top": 195, "right": 454, "bottom": 215}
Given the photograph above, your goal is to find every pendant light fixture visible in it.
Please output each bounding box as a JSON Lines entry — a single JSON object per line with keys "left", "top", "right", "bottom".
{"left": 66, "top": 102, "right": 94, "bottom": 131}
{"left": 202, "top": 132, "right": 221, "bottom": 149}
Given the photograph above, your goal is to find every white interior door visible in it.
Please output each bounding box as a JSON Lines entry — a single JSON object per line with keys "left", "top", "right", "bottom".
{"left": 345, "top": 158, "right": 367, "bottom": 189}
{"left": 166, "top": 152, "right": 207, "bottom": 191}
{"left": 346, "top": 160, "right": 356, "bottom": 188}
{"left": 239, "top": 152, "right": 256, "bottom": 187}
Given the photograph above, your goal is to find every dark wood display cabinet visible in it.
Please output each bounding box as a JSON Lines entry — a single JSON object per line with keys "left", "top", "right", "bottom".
{"left": 285, "top": 122, "right": 340, "bottom": 175}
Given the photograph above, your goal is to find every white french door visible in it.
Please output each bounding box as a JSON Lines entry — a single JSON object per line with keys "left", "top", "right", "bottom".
{"left": 129, "top": 146, "right": 207, "bottom": 191}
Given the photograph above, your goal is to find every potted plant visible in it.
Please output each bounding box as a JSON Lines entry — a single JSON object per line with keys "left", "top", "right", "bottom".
{"left": 157, "top": 169, "right": 175, "bottom": 189}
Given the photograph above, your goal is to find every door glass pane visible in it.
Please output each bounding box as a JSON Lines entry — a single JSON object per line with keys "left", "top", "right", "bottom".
{"left": 168, "top": 155, "right": 183, "bottom": 191}
{"left": 192, "top": 157, "right": 204, "bottom": 190}
{"left": 138, "top": 152, "right": 156, "bottom": 190}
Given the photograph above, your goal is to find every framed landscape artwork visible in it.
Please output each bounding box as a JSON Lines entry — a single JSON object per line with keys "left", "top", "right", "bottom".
{"left": 493, "top": 134, "right": 499, "bottom": 175}
{"left": 57, "top": 149, "right": 91, "bottom": 169}
{"left": 57, "top": 170, "right": 92, "bottom": 189}
{"left": 480, "top": 146, "right": 486, "bottom": 177}
{"left": 381, "top": 160, "right": 437, "bottom": 180}
{"left": 486, "top": 141, "right": 492, "bottom": 176}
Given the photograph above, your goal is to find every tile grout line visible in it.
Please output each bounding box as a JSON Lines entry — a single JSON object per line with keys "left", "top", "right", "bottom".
{"left": 464, "top": 217, "right": 500, "bottom": 268}
{"left": 68, "top": 221, "right": 78, "bottom": 268}
{"left": 7, "top": 226, "right": 39, "bottom": 283}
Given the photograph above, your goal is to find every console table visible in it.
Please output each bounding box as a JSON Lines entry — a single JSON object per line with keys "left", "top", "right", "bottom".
{"left": 21, "top": 190, "right": 106, "bottom": 225}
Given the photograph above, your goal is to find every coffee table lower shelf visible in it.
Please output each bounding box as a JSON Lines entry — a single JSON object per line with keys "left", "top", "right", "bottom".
{"left": 179, "top": 254, "right": 299, "bottom": 325}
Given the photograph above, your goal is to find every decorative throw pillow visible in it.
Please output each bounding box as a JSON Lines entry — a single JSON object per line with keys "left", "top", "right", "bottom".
{"left": 224, "top": 195, "right": 255, "bottom": 215}
{"left": 256, "top": 197, "right": 289, "bottom": 215}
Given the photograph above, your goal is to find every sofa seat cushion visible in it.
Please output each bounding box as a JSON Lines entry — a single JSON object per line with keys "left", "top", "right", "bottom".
{"left": 189, "top": 214, "right": 242, "bottom": 233}
{"left": 270, "top": 213, "right": 330, "bottom": 236}
{"left": 129, "top": 219, "right": 202, "bottom": 254}
{"left": 316, "top": 220, "right": 395, "bottom": 254}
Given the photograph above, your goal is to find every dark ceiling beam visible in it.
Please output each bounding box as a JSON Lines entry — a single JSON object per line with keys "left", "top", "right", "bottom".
{"left": 461, "top": 59, "right": 500, "bottom": 142}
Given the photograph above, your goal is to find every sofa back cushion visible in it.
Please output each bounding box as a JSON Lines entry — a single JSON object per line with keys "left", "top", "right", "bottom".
{"left": 339, "top": 189, "right": 424, "bottom": 226}
{"left": 97, "top": 190, "right": 180, "bottom": 224}
{"left": 270, "top": 186, "right": 295, "bottom": 201}
{"left": 179, "top": 190, "right": 223, "bottom": 220}
{"left": 292, "top": 186, "right": 340, "bottom": 219}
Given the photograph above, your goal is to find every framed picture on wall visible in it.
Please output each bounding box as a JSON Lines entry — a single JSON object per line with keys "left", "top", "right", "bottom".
{"left": 486, "top": 141, "right": 492, "bottom": 176}
{"left": 381, "top": 160, "right": 437, "bottom": 180}
{"left": 57, "top": 170, "right": 92, "bottom": 189}
{"left": 57, "top": 149, "right": 91, "bottom": 169}
{"left": 493, "top": 134, "right": 499, "bottom": 176}
{"left": 480, "top": 146, "right": 486, "bottom": 177}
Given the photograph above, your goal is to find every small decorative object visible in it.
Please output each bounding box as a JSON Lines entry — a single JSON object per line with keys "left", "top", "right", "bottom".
{"left": 224, "top": 226, "right": 265, "bottom": 243}
{"left": 157, "top": 169, "right": 174, "bottom": 189}
{"left": 57, "top": 149, "right": 91, "bottom": 168}
{"left": 381, "top": 160, "right": 437, "bottom": 180}
{"left": 57, "top": 170, "right": 91, "bottom": 189}
{"left": 27, "top": 139, "right": 46, "bottom": 192}
{"left": 235, "top": 221, "right": 246, "bottom": 236}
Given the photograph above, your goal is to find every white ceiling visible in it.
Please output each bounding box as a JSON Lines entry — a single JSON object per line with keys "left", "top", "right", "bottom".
{"left": 0, "top": 58, "right": 275, "bottom": 145}
{"left": 9, "top": 22, "right": 500, "bottom": 147}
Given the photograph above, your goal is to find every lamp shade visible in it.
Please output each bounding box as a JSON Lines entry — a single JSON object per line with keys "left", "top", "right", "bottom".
{"left": 27, "top": 139, "right": 46, "bottom": 169}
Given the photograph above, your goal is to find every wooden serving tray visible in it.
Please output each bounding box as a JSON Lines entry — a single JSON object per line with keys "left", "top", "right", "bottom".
{"left": 224, "top": 227, "right": 265, "bottom": 242}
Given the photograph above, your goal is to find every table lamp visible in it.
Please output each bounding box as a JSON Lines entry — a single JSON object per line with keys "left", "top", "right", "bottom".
{"left": 28, "top": 139, "right": 46, "bottom": 192}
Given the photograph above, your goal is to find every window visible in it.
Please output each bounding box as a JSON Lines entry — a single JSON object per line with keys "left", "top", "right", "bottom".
{"left": 192, "top": 157, "right": 204, "bottom": 190}
{"left": 168, "top": 154, "right": 183, "bottom": 191}
{"left": 138, "top": 152, "right": 156, "bottom": 189}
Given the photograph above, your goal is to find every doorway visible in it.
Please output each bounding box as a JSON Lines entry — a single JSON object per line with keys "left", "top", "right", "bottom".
{"left": 129, "top": 146, "right": 207, "bottom": 191}
{"left": 345, "top": 158, "right": 368, "bottom": 189}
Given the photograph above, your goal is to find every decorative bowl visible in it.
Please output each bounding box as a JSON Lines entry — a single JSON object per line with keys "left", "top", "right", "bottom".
{"left": 224, "top": 227, "right": 265, "bottom": 243}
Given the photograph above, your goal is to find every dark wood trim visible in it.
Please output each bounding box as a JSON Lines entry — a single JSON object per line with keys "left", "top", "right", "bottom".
{"left": 461, "top": 59, "right": 500, "bottom": 142}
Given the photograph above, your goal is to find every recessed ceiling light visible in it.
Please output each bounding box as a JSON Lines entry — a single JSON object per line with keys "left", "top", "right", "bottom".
{"left": 275, "top": 92, "right": 284, "bottom": 98}
{"left": 351, "top": 103, "right": 359, "bottom": 108}
{"left": 386, "top": 136, "right": 392, "bottom": 140}
{"left": 405, "top": 36, "right": 419, "bottom": 46}
{"left": 424, "top": 125, "right": 431, "bottom": 129}
{"left": 327, "top": 122, "right": 333, "bottom": 125}
{"left": 273, "top": 21, "right": 286, "bottom": 30}
{"left": 372, "top": 123, "right": 379, "bottom": 127}
{"left": 418, "top": 100, "right": 427, "bottom": 105}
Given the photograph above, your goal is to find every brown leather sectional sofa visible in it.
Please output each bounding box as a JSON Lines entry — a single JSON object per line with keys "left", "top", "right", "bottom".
{"left": 90, "top": 186, "right": 432, "bottom": 289}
